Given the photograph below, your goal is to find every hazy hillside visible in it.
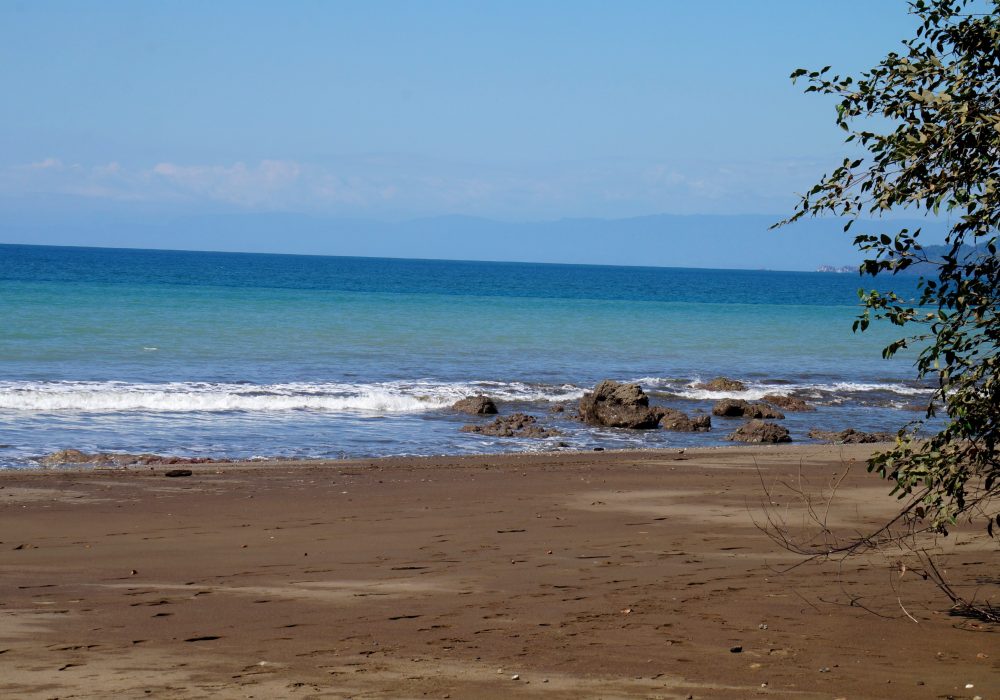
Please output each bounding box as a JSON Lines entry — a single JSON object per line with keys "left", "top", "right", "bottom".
{"left": 0, "top": 200, "right": 950, "bottom": 271}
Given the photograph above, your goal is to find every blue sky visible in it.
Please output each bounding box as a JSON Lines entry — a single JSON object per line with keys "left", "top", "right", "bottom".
{"left": 0, "top": 1, "right": 928, "bottom": 262}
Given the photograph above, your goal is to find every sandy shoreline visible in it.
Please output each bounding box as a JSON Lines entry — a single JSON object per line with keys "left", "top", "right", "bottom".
{"left": 1, "top": 445, "right": 996, "bottom": 698}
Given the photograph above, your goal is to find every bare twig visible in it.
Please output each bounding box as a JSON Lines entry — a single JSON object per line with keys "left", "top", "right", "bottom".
{"left": 753, "top": 456, "right": 999, "bottom": 624}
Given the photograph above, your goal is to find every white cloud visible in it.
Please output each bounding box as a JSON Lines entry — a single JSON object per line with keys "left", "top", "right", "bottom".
{"left": 150, "top": 159, "right": 303, "bottom": 206}
{"left": 0, "top": 155, "right": 824, "bottom": 218}
{"left": 27, "top": 157, "right": 67, "bottom": 170}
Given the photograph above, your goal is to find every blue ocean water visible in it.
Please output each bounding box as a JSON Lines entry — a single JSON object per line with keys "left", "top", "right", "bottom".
{"left": 0, "top": 243, "right": 931, "bottom": 467}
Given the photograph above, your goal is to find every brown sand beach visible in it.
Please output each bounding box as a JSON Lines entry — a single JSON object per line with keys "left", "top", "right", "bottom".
{"left": 1, "top": 444, "right": 996, "bottom": 699}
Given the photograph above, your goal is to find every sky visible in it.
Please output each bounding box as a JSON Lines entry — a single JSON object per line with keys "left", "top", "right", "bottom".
{"left": 0, "top": 1, "right": 931, "bottom": 263}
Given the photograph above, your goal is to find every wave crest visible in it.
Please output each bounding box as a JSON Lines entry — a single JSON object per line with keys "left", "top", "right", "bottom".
{"left": 0, "top": 380, "right": 585, "bottom": 414}
{"left": 636, "top": 377, "right": 933, "bottom": 401}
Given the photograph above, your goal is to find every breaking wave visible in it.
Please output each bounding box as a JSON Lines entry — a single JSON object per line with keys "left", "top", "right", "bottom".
{"left": 0, "top": 376, "right": 934, "bottom": 415}
{"left": 636, "top": 377, "right": 934, "bottom": 402}
{"left": 0, "top": 380, "right": 585, "bottom": 414}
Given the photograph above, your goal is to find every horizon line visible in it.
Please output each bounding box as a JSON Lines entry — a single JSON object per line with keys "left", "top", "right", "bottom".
{"left": 0, "top": 240, "right": 853, "bottom": 275}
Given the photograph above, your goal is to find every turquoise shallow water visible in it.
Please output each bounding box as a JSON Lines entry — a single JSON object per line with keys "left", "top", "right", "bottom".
{"left": 0, "top": 243, "right": 930, "bottom": 466}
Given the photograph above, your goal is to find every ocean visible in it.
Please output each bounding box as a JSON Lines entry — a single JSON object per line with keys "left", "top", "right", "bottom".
{"left": 0, "top": 243, "right": 931, "bottom": 468}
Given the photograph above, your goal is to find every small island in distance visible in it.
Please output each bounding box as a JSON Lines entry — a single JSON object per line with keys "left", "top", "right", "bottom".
{"left": 817, "top": 244, "right": 983, "bottom": 275}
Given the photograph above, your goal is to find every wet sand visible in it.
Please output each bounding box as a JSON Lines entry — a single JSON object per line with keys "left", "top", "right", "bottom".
{"left": 0, "top": 445, "right": 996, "bottom": 699}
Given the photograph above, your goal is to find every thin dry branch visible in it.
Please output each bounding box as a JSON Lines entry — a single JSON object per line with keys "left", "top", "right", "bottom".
{"left": 753, "top": 457, "right": 999, "bottom": 624}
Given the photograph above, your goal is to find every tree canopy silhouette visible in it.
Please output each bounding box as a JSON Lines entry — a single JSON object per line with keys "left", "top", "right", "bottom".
{"left": 778, "top": 0, "right": 999, "bottom": 541}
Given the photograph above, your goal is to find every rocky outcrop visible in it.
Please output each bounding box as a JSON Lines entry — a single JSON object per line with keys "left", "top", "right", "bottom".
{"left": 712, "top": 399, "right": 750, "bottom": 417}
{"left": 696, "top": 377, "right": 746, "bottom": 392}
{"left": 808, "top": 428, "right": 894, "bottom": 444}
{"left": 749, "top": 403, "right": 785, "bottom": 419}
{"left": 711, "top": 399, "right": 785, "bottom": 420}
{"left": 40, "top": 450, "right": 221, "bottom": 467}
{"left": 762, "top": 394, "right": 814, "bottom": 412}
{"left": 658, "top": 408, "right": 712, "bottom": 432}
{"left": 727, "top": 420, "right": 791, "bottom": 443}
{"left": 452, "top": 395, "right": 498, "bottom": 415}
{"left": 578, "top": 380, "right": 662, "bottom": 429}
{"left": 461, "top": 413, "right": 560, "bottom": 438}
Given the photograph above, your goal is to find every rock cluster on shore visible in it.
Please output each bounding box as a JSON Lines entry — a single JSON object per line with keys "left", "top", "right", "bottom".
{"left": 808, "top": 428, "right": 895, "bottom": 444}
{"left": 761, "top": 394, "right": 814, "bottom": 411}
{"left": 657, "top": 407, "right": 712, "bottom": 432}
{"left": 460, "top": 413, "right": 560, "bottom": 438}
{"left": 711, "top": 399, "right": 785, "bottom": 420}
{"left": 578, "top": 380, "right": 662, "bottom": 429}
{"left": 727, "top": 420, "right": 791, "bottom": 443}
{"left": 451, "top": 378, "right": 887, "bottom": 448}
{"left": 692, "top": 374, "right": 816, "bottom": 415}
{"left": 577, "top": 380, "right": 710, "bottom": 432}
{"left": 695, "top": 376, "right": 747, "bottom": 392}
{"left": 454, "top": 393, "right": 560, "bottom": 439}
{"left": 452, "top": 395, "right": 498, "bottom": 415}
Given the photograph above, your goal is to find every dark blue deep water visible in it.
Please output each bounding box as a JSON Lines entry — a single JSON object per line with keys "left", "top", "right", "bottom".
{"left": 0, "top": 243, "right": 930, "bottom": 466}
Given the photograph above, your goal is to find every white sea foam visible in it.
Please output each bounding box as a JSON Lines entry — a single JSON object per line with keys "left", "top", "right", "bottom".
{"left": 636, "top": 377, "right": 933, "bottom": 401}
{"left": 0, "top": 380, "right": 585, "bottom": 414}
{"left": 0, "top": 376, "right": 932, "bottom": 415}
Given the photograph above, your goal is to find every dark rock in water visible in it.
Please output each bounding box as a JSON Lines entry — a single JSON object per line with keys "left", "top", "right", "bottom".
{"left": 578, "top": 380, "right": 661, "bottom": 429}
{"left": 461, "top": 413, "right": 560, "bottom": 438}
{"left": 712, "top": 399, "right": 784, "bottom": 420}
{"left": 452, "top": 395, "right": 498, "bottom": 415}
{"left": 747, "top": 404, "right": 785, "bottom": 419}
{"left": 165, "top": 469, "right": 193, "bottom": 478}
{"left": 727, "top": 420, "right": 791, "bottom": 443}
{"left": 658, "top": 408, "right": 712, "bottom": 432}
{"left": 696, "top": 377, "right": 746, "bottom": 392}
{"left": 712, "top": 399, "right": 750, "bottom": 417}
{"left": 762, "top": 394, "right": 814, "bottom": 412}
{"left": 549, "top": 404, "right": 566, "bottom": 413}
{"left": 808, "top": 428, "right": 894, "bottom": 444}
{"left": 40, "top": 450, "right": 222, "bottom": 468}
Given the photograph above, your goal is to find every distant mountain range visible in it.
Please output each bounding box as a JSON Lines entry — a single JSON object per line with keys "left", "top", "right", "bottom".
{"left": 0, "top": 198, "right": 951, "bottom": 272}
{"left": 896, "top": 242, "right": 991, "bottom": 275}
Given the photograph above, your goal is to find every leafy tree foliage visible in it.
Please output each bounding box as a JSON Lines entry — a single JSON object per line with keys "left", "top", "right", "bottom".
{"left": 779, "top": 0, "right": 999, "bottom": 537}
